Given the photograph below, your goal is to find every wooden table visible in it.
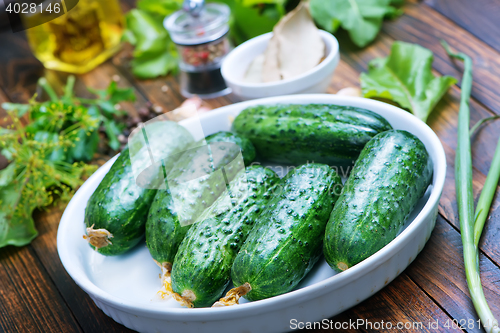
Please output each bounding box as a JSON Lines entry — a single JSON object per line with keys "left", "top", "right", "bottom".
{"left": 1, "top": 0, "right": 500, "bottom": 332}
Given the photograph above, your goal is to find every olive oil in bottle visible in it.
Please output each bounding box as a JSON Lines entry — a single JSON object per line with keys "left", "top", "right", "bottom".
{"left": 25, "top": 0, "right": 124, "bottom": 74}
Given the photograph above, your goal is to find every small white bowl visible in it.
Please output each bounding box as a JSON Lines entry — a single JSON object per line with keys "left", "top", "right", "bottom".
{"left": 221, "top": 31, "right": 340, "bottom": 100}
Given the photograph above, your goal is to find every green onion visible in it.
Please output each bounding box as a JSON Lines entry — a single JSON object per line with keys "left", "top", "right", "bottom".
{"left": 442, "top": 41, "right": 499, "bottom": 333}
{"left": 474, "top": 136, "right": 500, "bottom": 247}
{"left": 38, "top": 77, "right": 58, "bottom": 102}
{"left": 470, "top": 115, "right": 500, "bottom": 136}
{"left": 63, "top": 75, "right": 76, "bottom": 101}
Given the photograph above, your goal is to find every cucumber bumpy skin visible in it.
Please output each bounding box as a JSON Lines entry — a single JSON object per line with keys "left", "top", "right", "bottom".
{"left": 166, "top": 131, "right": 255, "bottom": 226}
{"left": 323, "top": 130, "right": 433, "bottom": 272}
{"left": 223, "top": 163, "right": 342, "bottom": 303}
{"left": 83, "top": 148, "right": 162, "bottom": 255}
{"left": 145, "top": 132, "right": 256, "bottom": 287}
{"left": 232, "top": 104, "right": 392, "bottom": 166}
{"left": 84, "top": 121, "right": 194, "bottom": 255}
{"left": 170, "top": 166, "right": 279, "bottom": 308}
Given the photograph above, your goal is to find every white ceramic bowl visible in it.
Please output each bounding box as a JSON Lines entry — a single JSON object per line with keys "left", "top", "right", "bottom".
{"left": 57, "top": 95, "right": 446, "bottom": 333}
{"left": 221, "top": 31, "right": 340, "bottom": 100}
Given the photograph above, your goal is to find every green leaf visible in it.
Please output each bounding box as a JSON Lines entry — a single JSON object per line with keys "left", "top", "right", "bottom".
{"left": 33, "top": 131, "right": 66, "bottom": 162}
{"left": 309, "top": 4, "right": 341, "bottom": 33}
{"left": 124, "top": 9, "right": 179, "bottom": 78}
{"left": 2, "top": 102, "right": 31, "bottom": 117}
{"left": 106, "top": 82, "right": 136, "bottom": 104}
{"left": 0, "top": 127, "right": 15, "bottom": 136}
{"left": 241, "top": 0, "right": 287, "bottom": 14}
{"left": 137, "top": 0, "right": 183, "bottom": 16}
{"left": 131, "top": 52, "right": 178, "bottom": 79}
{"left": 126, "top": 9, "right": 170, "bottom": 58}
{"left": 228, "top": 0, "right": 281, "bottom": 44}
{"left": 122, "top": 29, "right": 137, "bottom": 45}
{"left": 68, "top": 129, "right": 99, "bottom": 163}
{"left": 102, "top": 118, "right": 122, "bottom": 151}
{"left": 241, "top": 0, "right": 285, "bottom": 5}
{"left": 0, "top": 180, "right": 38, "bottom": 248}
{"left": 310, "top": 0, "right": 398, "bottom": 47}
{"left": 87, "top": 82, "right": 134, "bottom": 118}
{"left": 1, "top": 148, "right": 14, "bottom": 161}
{"left": 0, "top": 162, "right": 16, "bottom": 187}
{"left": 360, "top": 41, "right": 457, "bottom": 122}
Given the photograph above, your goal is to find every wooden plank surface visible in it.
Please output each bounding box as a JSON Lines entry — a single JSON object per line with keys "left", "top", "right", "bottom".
{"left": 30, "top": 206, "right": 135, "bottom": 333}
{"left": 1, "top": 0, "right": 500, "bottom": 332}
{"left": 0, "top": 246, "right": 82, "bottom": 332}
{"left": 347, "top": 272, "right": 462, "bottom": 333}
{"left": 407, "top": 216, "right": 500, "bottom": 333}
{"left": 424, "top": 0, "right": 500, "bottom": 53}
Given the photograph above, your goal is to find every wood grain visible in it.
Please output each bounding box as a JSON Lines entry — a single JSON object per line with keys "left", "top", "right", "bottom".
{"left": 296, "top": 312, "right": 365, "bottom": 333}
{"left": 436, "top": 140, "right": 500, "bottom": 264}
{"left": 30, "top": 206, "right": 135, "bottom": 333}
{"left": 407, "top": 215, "right": 500, "bottom": 333}
{"left": 423, "top": 0, "right": 500, "bottom": 53}
{"left": 348, "top": 273, "right": 462, "bottom": 333}
{"left": 0, "top": 32, "right": 43, "bottom": 103}
{"left": 0, "top": 245, "right": 82, "bottom": 332}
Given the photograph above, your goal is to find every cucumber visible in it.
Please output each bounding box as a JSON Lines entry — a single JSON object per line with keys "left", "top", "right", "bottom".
{"left": 323, "top": 130, "right": 433, "bottom": 272}
{"left": 144, "top": 188, "right": 185, "bottom": 272}
{"left": 83, "top": 121, "right": 195, "bottom": 255}
{"left": 170, "top": 165, "right": 279, "bottom": 307}
{"left": 145, "top": 131, "right": 256, "bottom": 284}
{"left": 222, "top": 164, "right": 342, "bottom": 303}
{"left": 200, "top": 131, "right": 256, "bottom": 165}
{"left": 166, "top": 131, "right": 256, "bottom": 226}
{"left": 232, "top": 104, "right": 392, "bottom": 166}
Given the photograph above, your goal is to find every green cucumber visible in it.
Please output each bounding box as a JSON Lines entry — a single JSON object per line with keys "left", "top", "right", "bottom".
{"left": 323, "top": 130, "right": 433, "bottom": 272}
{"left": 166, "top": 131, "right": 256, "bottom": 226}
{"left": 226, "top": 164, "right": 342, "bottom": 303}
{"left": 232, "top": 104, "right": 392, "bottom": 166}
{"left": 84, "top": 121, "right": 194, "bottom": 255}
{"left": 145, "top": 132, "right": 256, "bottom": 281}
{"left": 144, "top": 188, "right": 185, "bottom": 272}
{"left": 170, "top": 165, "right": 279, "bottom": 307}
{"left": 200, "top": 131, "right": 256, "bottom": 166}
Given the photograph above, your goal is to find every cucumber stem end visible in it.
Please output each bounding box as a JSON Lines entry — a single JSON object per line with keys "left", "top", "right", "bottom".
{"left": 212, "top": 282, "right": 252, "bottom": 307}
{"left": 83, "top": 224, "right": 113, "bottom": 249}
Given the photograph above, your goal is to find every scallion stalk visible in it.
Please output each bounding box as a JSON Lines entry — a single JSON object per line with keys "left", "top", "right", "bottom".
{"left": 38, "top": 77, "right": 58, "bottom": 102}
{"left": 474, "top": 137, "right": 500, "bottom": 247}
{"left": 442, "top": 40, "right": 499, "bottom": 333}
{"left": 470, "top": 115, "right": 500, "bottom": 136}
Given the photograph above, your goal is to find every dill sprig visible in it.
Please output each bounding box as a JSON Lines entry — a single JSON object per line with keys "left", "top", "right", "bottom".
{"left": 0, "top": 76, "right": 135, "bottom": 247}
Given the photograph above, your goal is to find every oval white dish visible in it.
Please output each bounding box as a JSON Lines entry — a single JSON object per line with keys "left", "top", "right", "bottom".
{"left": 57, "top": 94, "right": 446, "bottom": 333}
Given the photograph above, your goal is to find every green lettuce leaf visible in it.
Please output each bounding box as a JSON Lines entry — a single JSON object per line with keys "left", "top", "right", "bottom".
{"left": 0, "top": 176, "right": 38, "bottom": 248}
{"left": 124, "top": 9, "right": 179, "bottom": 79}
{"left": 212, "top": 0, "right": 281, "bottom": 45}
{"left": 131, "top": 51, "right": 178, "bottom": 79}
{"left": 137, "top": 0, "right": 182, "bottom": 16}
{"left": 360, "top": 41, "right": 457, "bottom": 122}
{"left": 309, "top": 0, "right": 401, "bottom": 47}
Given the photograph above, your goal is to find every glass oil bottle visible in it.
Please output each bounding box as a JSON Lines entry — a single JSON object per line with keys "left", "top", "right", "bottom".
{"left": 24, "top": 0, "right": 124, "bottom": 74}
